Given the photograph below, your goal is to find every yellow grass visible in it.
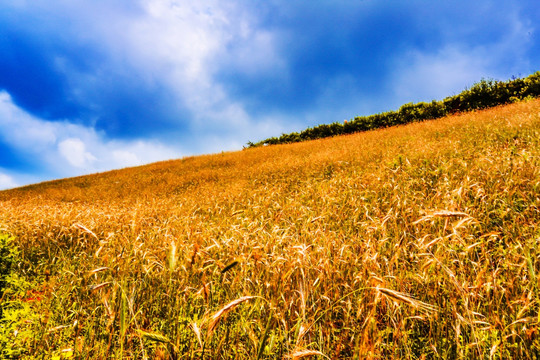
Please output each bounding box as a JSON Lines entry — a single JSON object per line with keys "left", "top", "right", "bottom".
{"left": 1, "top": 99, "right": 540, "bottom": 358}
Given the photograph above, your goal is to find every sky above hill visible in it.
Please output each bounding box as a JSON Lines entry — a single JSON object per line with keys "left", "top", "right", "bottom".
{"left": 1, "top": 0, "right": 539, "bottom": 189}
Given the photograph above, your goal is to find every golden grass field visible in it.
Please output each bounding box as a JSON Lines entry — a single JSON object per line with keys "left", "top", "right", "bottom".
{"left": 1, "top": 99, "right": 540, "bottom": 359}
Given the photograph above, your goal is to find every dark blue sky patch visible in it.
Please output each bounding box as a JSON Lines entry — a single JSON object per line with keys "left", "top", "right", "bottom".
{"left": 86, "top": 77, "right": 192, "bottom": 138}
{"left": 0, "top": 31, "right": 79, "bottom": 120}
{"left": 0, "top": 26, "right": 191, "bottom": 138}
{"left": 0, "top": 28, "right": 113, "bottom": 123}
{"left": 0, "top": 141, "right": 44, "bottom": 173}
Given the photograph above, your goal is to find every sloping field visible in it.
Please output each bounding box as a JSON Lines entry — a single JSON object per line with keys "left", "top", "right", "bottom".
{"left": 1, "top": 99, "right": 540, "bottom": 358}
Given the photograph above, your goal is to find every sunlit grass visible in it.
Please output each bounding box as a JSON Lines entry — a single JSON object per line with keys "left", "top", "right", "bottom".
{"left": 1, "top": 99, "right": 539, "bottom": 358}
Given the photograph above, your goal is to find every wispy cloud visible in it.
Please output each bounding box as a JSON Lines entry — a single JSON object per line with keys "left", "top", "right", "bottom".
{"left": 392, "top": 46, "right": 493, "bottom": 104}
{"left": 0, "top": 171, "right": 18, "bottom": 191}
{"left": 391, "top": 5, "right": 535, "bottom": 106}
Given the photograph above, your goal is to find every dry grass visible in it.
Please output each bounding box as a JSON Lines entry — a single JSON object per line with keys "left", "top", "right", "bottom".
{"left": 1, "top": 99, "right": 540, "bottom": 358}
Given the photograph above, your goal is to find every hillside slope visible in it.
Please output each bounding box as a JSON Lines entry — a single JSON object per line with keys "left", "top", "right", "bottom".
{"left": 1, "top": 99, "right": 540, "bottom": 358}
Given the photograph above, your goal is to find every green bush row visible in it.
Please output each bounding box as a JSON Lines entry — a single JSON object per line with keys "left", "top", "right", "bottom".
{"left": 248, "top": 71, "right": 540, "bottom": 147}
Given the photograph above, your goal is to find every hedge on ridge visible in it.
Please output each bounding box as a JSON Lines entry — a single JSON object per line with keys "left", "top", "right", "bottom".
{"left": 247, "top": 71, "right": 540, "bottom": 147}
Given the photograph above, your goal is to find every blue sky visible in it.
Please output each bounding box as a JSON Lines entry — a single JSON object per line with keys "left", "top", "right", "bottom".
{"left": 1, "top": 0, "right": 539, "bottom": 189}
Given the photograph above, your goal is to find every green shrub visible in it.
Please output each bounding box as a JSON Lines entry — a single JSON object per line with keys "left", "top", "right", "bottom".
{"left": 248, "top": 71, "right": 540, "bottom": 147}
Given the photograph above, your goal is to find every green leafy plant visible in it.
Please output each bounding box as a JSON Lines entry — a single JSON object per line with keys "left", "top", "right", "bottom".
{"left": 0, "top": 233, "right": 18, "bottom": 301}
{"left": 0, "top": 234, "right": 39, "bottom": 358}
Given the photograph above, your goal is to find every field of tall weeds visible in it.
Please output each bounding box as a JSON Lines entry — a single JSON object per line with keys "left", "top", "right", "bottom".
{"left": 1, "top": 99, "right": 539, "bottom": 359}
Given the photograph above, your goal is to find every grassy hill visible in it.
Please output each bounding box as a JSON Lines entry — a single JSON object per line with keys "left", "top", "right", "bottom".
{"left": 1, "top": 99, "right": 540, "bottom": 358}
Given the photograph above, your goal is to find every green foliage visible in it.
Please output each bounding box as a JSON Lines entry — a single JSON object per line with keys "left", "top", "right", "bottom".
{"left": 248, "top": 71, "right": 540, "bottom": 147}
{"left": 0, "top": 234, "right": 37, "bottom": 359}
{"left": 0, "top": 234, "right": 18, "bottom": 303}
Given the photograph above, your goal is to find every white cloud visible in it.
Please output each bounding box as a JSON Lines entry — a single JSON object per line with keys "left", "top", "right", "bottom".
{"left": 112, "top": 150, "right": 141, "bottom": 167}
{"left": 0, "top": 90, "right": 181, "bottom": 184}
{"left": 13, "top": 1, "right": 271, "bottom": 131}
{"left": 0, "top": 91, "right": 57, "bottom": 149}
{"left": 0, "top": 172, "right": 18, "bottom": 191}
{"left": 58, "top": 138, "right": 97, "bottom": 168}
{"left": 120, "top": 0, "right": 283, "bottom": 127}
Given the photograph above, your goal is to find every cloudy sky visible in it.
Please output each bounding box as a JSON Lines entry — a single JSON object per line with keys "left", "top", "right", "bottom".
{"left": 1, "top": 1, "right": 539, "bottom": 189}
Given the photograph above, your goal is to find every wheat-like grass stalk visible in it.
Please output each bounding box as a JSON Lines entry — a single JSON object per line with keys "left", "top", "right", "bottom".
{"left": 286, "top": 349, "right": 331, "bottom": 359}
{"left": 73, "top": 222, "right": 99, "bottom": 240}
{"left": 413, "top": 210, "right": 471, "bottom": 224}
{"left": 87, "top": 282, "right": 111, "bottom": 291}
{"left": 377, "top": 287, "right": 438, "bottom": 313}
{"left": 206, "top": 296, "right": 257, "bottom": 336}
{"left": 87, "top": 267, "right": 109, "bottom": 276}
{"left": 190, "top": 322, "right": 203, "bottom": 349}
{"left": 136, "top": 329, "right": 171, "bottom": 344}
